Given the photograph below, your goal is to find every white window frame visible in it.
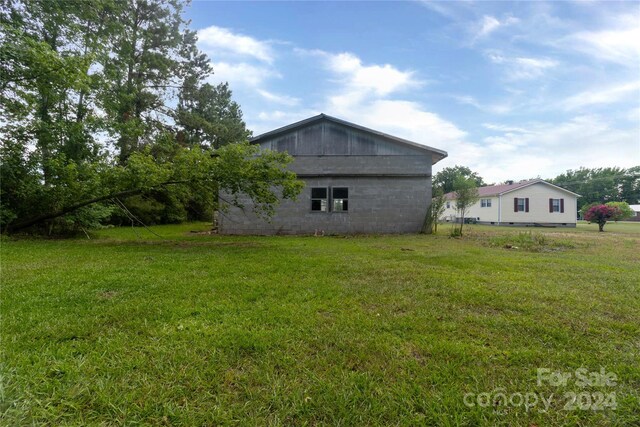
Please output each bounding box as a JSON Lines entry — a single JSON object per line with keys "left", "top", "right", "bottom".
{"left": 481, "top": 198, "right": 492, "bottom": 208}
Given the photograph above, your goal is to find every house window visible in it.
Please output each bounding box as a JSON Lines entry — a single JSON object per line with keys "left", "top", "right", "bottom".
{"left": 446, "top": 201, "right": 451, "bottom": 209}
{"left": 515, "top": 197, "right": 529, "bottom": 212}
{"left": 332, "top": 187, "right": 349, "bottom": 212}
{"left": 311, "top": 187, "right": 328, "bottom": 212}
{"left": 481, "top": 198, "right": 492, "bottom": 208}
{"left": 549, "top": 198, "right": 564, "bottom": 213}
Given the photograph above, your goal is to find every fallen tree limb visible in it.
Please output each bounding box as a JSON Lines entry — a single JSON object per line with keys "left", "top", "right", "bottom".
{"left": 5, "top": 180, "right": 188, "bottom": 233}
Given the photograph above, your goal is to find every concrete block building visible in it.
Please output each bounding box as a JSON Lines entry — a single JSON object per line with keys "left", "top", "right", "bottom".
{"left": 219, "top": 114, "right": 448, "bottom": 234}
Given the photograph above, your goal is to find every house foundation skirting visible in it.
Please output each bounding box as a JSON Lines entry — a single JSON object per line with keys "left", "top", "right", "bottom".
{"left": 478, "top": 221, "right": 577, "bottom": 228}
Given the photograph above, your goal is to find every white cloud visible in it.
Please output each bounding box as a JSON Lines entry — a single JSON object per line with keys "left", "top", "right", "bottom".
{"left": 514, "top": 57, "right": 557, "bottom": 69}
{"left": 257, "top": 90, "right": 300, "bottom": 106}
{"left": 418, "top": 0, "right": 460, "bottom": 19}
{"left": 475, "top": 115, "right": 640, "bottom": 182}
{"left": 331, "top": 99, "right": 466, "bottom": 145}
{"left": 486, "top": 51, "right": 558, "bottom": 80}
{"left": 561, "top": 81, "right": 640, "bottom": 110}
{"left": 196, "top": 27, "right": 282, "bottom": 93}
{"left": 252, "top": 109, "right": 320, "bottom": 135}
{"left": 208, "top": 62, "right": 278, "bottom": 88}
{"left": 473, "top": 15, "right": 520, "bottom": 41}
{"left": 483, "top": 123, "right": 534, "bottom": 134}
{"left": 564, "top": 15, "right": 640, "bottom": 65}
{"left": 325, "top": 52, "right": 419, "bottom": 97}
{"left": 478, "top": 15, "right": 501, "bottom": 38}
{"left": 453, "top": 95, "right": 513, "bottom": 115}
{"left": 197, "top": 26, "right": 274, "bottom": 63}
{"left": 626, "top": 107, "right": 640, "bottom": 123}
{"left": 313, "top": 51, "right": 468, "bottom": 153}
{"left": 257, "top": 109, "right": 317, "bottom": 124}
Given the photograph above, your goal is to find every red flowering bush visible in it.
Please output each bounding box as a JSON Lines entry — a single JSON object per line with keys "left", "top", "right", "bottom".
{"left": 583, "top": 204, "right": 622, "bottom": 232}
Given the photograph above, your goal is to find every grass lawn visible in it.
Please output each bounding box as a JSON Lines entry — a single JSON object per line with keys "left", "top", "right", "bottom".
{"left": 1, "top": 222, "right": 639, "bottom": 425}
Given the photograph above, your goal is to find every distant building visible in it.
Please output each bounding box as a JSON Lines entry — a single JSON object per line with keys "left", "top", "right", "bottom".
{"left": 442, "top": 179, "right": 580, "bottom": 227}
{"left": 219, "top": 114, "right": 448, "bottom": 234}
{"left": 628, "top": 205, "right": 640, "bottom": 222}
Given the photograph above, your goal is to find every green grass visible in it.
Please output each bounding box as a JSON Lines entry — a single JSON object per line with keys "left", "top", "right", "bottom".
{"left": 2, "top": 222, "right": 639, "bottom": 425}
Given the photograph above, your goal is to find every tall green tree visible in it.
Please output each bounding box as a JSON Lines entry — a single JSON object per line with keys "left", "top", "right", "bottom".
{"left": 434, "top": 165, "right": 485, "bottom": 194}
{"left": 1, "top": 0, "right": 111, "bottom": 229}
{"left": 101, "top": 0, "right": 210, "bottom": 163}
{"left": 0, "top": 0, "right": 304, "bottom": 234}
{"left": 176, "top": 82, "right": 251, "bottom": 149}
{"left": 620, "top": 166, "right": 640, "bottom": 204}
{"left": 452, "top": 177, "right": 479, "bottom": 236}
{"left": 550, "top": 167, "right": 638, "bottom": 208}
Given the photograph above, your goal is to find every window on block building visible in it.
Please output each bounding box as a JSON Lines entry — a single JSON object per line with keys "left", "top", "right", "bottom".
{"left": 311, "top": 187, "right": 328, "bottom": 212}
{"left": 332, "top": 187, "right": 349, "bottom": 212}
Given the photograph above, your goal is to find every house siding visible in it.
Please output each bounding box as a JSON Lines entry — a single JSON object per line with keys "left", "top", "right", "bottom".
{"left": 499, "top": 183, "right": 577, "bottom": 225}
{"left": 441, "top": 181, "right": 578, "bottom": 226}
{"left": 442, "top": 196, "right": 499, "bottom": 223}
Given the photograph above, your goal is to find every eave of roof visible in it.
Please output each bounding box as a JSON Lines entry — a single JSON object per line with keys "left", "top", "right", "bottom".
{"left": 250, "top": 113, "right": 448, "bottom": 164}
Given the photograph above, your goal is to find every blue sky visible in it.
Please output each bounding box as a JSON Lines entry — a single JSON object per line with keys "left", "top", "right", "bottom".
{"left": 186, "top": 1, "right": 640, "bottom": 182}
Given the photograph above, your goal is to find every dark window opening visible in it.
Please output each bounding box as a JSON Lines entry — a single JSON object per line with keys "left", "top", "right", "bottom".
{"left": 332, "top": 187, "right": 349, "bottom": 212}
{"left": 311, "top": 187, "right": 328, "bottom": 212}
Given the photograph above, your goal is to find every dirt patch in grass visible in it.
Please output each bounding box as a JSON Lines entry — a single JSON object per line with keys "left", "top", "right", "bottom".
{"left": 97, "top": 290, "right": 119, "bottom": 300}
{"left": 187, "top": 229, "right": 217, "bottom": 235}
{"left": 481, "top": 231, "right": 583, "bottom": 252}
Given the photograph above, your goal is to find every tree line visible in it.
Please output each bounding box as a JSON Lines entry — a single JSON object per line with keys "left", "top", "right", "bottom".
{"left": 549, "top": 166, "right": 639, "bottom": 210}
{"left": 0, "top": 0, "right": 303, "bottom": 234}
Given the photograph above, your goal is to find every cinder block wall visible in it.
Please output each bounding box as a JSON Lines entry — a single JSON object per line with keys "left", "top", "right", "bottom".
{"left": 219, "top": 176, "right": 431, "bottom": 235}
{"left": 219, "top": 119, "right": 438, "bottom": 235}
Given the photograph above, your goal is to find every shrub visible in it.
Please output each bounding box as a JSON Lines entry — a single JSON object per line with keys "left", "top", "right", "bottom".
{"left": 449, "top": 227, "right": 462, "bottom": 238}
{"left": 584, "top": 204, "right": 621, "bottom": 232}
{"left": 605, "top": 201, "right": 634, "bottom": 222}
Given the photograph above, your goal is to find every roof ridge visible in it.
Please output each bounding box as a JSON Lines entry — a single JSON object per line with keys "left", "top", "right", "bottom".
{"left": 445, "top": 179, "right": 580, "bottom": 198}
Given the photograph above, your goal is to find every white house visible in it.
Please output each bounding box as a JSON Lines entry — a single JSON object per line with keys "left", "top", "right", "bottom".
{"left": 442, "top": 179, "right": 580, "bottom": 227}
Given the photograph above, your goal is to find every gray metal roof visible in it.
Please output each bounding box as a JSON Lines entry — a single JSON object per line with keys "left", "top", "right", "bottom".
{"left": 250, "top": 113, "right": 448, "bottom": 164}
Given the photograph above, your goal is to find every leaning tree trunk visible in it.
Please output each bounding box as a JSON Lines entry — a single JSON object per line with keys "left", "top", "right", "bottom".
{"left": 5, "top": 181, "right": 187, "bottom": 233}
